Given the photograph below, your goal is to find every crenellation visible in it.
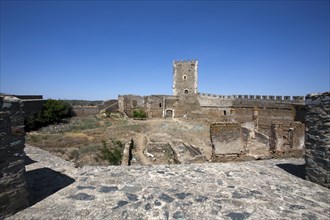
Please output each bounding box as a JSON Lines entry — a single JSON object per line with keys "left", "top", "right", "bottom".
{"left": 192, "top": 92, "right": 303, "bottom": 104}
{"left": 292, "top": 96, "right": 304, "bottom": 101}
{"left": 284, "top": 96, "right": 291, "bottom": 101}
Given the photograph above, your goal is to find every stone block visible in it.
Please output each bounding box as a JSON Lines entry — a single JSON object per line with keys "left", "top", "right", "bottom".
{"left": 210, "top": 123, "right": 245, "bottom": 155}
{"left": 0, "top": 96, "right": 28, "bottom": 219}
{"left": 305, "top": 92, "right": 330, "bottom": 188}
{"left": 269, "top": 121, "right": 283, "bottom": 152}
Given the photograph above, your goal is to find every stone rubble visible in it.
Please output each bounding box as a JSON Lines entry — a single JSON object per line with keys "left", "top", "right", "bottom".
{"left": 8, "top": 145, "right": 330, "bottom": 220}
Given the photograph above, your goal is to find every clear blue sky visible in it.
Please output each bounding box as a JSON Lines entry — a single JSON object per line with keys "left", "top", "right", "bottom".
{"left": 1, "top": 0, "right": 329, "bottom": 100}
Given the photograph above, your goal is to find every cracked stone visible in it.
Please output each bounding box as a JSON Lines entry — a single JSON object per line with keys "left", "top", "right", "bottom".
{"left": 77, "top": 185, "right": 96, "bottom": 190}
{"left": 126, "top": 193, "right": 138, "bottom": 201}
{"left": 99, "top": 186, "right": 118, "bottom": 193}
{"left": 69, "top": 193, "right": 95, "bottom": 201}
{"left": 175, "top": 192, "right": 191, "bottom": 200}
{"left": 226, "top": 211, "right": 251, "bottom": 220}
{"left": 173, "top": 211, "right": 185, "bottom": 219}
{"left": 159, "top": 193, "right": 174, "bottom": 203}
{"left": 113, "top": 200, "right": 129, "bottom": 210}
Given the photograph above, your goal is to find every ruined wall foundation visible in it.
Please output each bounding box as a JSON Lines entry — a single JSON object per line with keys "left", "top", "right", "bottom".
{"left": 210, "top": 122, "right": 245, "bottom": 156}
{"left": 305, "top": 92, "right": 330, "bottom": 188}
{"left": 0, "top": 96, "right": 29, "bottom": 219}
{"left": 269, "top": 122, "right": 284, "bottom": 152}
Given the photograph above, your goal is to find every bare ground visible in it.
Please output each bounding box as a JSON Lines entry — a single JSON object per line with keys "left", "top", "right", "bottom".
{"left": 26, "top": 116, "right": 214, "bottom": 166}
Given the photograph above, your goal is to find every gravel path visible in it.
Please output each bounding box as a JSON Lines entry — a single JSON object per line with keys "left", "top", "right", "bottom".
{"left": 8, "top": 145, "right": 330, "bottom": 220}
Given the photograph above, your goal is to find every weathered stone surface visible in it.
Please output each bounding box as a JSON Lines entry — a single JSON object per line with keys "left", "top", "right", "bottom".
{"left": 289, "top": 121, "right": 305, "bottom": 149}
{"left": 8, "top": 145, "right": 330, "bottom": 220}
{"left": 211, "top": 123, "right": 245, "bottom": 155}
{"left": 173, "top": 60, "right": 198, "bottom": 96}
{"left": 269, "top": 121, "right": 284, "bottom": 152}
{"left": 0, "top": 96, "right": 28, "bottom": 219}
{"left": 305, "top": 92, "right": 330, "bottom": 188}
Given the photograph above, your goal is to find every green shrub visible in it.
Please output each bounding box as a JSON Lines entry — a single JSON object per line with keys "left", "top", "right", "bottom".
{"left": 100, "top": 140, "right": 123, "bottom": 165}
{"left": 132, "top": 109, "right": 147, "bottom": 119}
{"left": 25, "top": 99, "right": 73, "bottom": 131}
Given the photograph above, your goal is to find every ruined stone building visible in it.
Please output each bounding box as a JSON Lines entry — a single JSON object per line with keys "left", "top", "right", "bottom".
{"left": 118, "top": 60, "right": 306, "bottom": 157}
{"left": 119, "top": 61, "right": 303, "bottom": 126}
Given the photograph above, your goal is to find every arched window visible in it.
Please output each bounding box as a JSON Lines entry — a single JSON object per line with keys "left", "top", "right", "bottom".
{"left": 224, "top": 110, "right": 227, "bottom": 116}
{"left": 159, "top": 103, "right": 162, "bottom": 108}
{"left": 183, "top": 75, "right": 187, "bottom": 80}
{"left": 184, "top": 89, "right": 189, "bottom": 94}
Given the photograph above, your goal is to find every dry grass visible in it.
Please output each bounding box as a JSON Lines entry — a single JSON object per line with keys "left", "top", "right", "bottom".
{"left": 26, "top": 116, "right": 212, "bottom": 166}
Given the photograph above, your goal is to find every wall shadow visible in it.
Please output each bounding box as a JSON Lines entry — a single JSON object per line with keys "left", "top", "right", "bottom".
{"left": 26, "top": 168, "right": 75, "bottom": 206}
{"left": 276, "top": 163, "right": 306, "bottom": 180}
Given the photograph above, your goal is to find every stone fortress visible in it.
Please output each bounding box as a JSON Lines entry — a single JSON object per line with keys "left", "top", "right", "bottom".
{"left": 1, "top": 61, "right": 329, "bottom": 218}
{"left": 118, "top": 60, "right": 306, "bottom": 159}
{"left": 119, "top": 60, "right": 304, "bottom": 121}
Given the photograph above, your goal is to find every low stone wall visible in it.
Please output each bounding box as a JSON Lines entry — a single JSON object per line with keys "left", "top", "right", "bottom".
{"left": 121, "top": 140, "right": 134, "bottom": 166}
{"left": 269, "top": 122, "right": 284, "bottom": 152}
{"left": 210, "top": 123, "right": 245, "bottom": 155}
{"left": 0, "top": 96, "right": 28, "bottom": 219}
{"left": 269, "top": 121, "right": 305, "bottom": 156}
{"left": 289, "top": 122, "right": 305, "bottom": 150}
{"left": 305, "top": 92, "right": 330, "bottom": 188}
{"left": 21, "top": 99, "right": 44, "bottom": 118}
{"left": 72, "top": 106, "right": 99, "bottom": 117}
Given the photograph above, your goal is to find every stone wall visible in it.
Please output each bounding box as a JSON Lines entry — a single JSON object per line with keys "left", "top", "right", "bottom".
{"left": 72, "top": 106, "right": 100, "bottom": 117}
{"left": 118, "top": 95, "right": 203, "bottom": 119}
{"left": 146, "top": 95, "right": 164, "bottom": 118}
{"left": 98, "top": 99, "right": 118, "bottom": 111}
{"left": 269, "top": 121, "right": 305, "bottom": 153}
{"left": 289, "top": 122, "right": 305, "bottom": 150}
{"left": 0, "top": 96, "right": 28, "bottom": 219}
{"left": 10, "top": 95, "right": 44, "bottom": 119}
{"left": 118, "top": 95, "right": 145, "bottom": 117}
{"left": 269, "top": 121, "right": 284, "bottom": 152}
{"left": 210, "top": 123, "right": 245, "bottom": 155}
{"left": 121, "top": 140, "right": 134, "bottom": 166}
{"left": 305, "top": 92, "right": 330, "bottom": 188}
{"left": 21, "top": 100, "right": 44, "bottom": 118}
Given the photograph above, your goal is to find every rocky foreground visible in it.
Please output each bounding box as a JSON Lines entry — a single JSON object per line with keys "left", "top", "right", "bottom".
{"left": 8, "top": 145, "right": 330, "bottom": 220}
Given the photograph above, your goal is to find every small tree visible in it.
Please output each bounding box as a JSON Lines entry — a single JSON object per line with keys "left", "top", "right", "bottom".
{"left": 25, "top": 99, "right": 73, "bottom": 131}
{"left": 132, "top": 109, "right": 147, "bottom": 119}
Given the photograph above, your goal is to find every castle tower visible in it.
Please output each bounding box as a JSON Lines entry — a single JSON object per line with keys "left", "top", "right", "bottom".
{"left": 172, "top": 60, "right": 198, "bottom": 96}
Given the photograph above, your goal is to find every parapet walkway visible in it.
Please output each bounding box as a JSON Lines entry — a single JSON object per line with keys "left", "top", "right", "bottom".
{"left": 9, "top": 145, "right": 330, "bottom": 220}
